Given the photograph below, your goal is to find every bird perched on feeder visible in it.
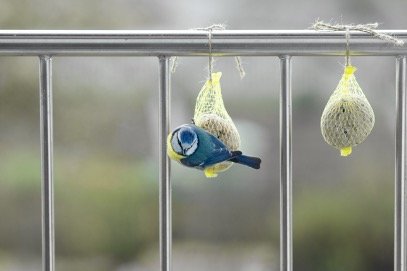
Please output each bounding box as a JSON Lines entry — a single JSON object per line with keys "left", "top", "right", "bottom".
{"left": 167, "top": 124, "right": 261, "bottom": 178}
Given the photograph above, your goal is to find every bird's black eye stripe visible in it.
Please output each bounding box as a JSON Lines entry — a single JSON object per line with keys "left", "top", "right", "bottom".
{"left": 176, "top": 130, "right": 191, "bottom": 155}
{"left": 179, "top": 137, "right": 194, "bottom": 153}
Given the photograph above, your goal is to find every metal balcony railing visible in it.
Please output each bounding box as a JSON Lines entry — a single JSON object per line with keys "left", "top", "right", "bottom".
{"left": 0, "top": 30, "right": 406, "bottom": 271}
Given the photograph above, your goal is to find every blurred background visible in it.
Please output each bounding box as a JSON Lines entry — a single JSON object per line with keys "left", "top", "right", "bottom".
{"left": 0, "top": 0, "right": 406, "bottom": 270}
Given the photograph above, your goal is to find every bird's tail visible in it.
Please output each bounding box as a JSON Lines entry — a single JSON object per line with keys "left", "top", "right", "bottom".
{"left": 230, "top": 152, "right": 261, "bottom": 169}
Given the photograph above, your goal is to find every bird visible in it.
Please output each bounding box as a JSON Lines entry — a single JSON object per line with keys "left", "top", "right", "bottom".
{"left": 167, "top": 123, "right": 261, "bottom": 178}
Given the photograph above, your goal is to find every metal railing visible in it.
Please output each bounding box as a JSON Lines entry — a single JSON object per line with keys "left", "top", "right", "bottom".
{"left": 0, "top": 30, "right": 406, "bottom": 271}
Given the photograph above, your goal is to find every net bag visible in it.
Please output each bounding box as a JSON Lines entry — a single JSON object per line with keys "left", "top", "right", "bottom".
{"left": 194, "top": 72, "right": 241, "bottom": 173}
{"left": 321, "top": 65, "right": 375, "bottom": 156}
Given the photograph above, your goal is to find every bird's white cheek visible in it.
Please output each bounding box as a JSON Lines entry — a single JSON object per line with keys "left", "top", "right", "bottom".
{"left": 171, "top": 135, "right": 182, "bottom": 154}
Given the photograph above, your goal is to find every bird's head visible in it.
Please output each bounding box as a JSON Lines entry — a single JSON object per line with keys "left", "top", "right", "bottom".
{"left": 172, "top": 126, "right": 198, "bottom": 156}
{"left": 167, "top": 125, "right": 199, "bottom": 160}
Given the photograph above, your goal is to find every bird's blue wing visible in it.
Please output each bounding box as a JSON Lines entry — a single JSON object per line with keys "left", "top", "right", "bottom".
{"left": 200, "top": 150, "right": 242, "bottom": 167}
{"left": 180, "top": 147, "right": 233, "bottom": 168}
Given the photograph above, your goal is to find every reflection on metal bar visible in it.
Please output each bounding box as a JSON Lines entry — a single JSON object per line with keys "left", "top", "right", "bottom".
{"left": 158, "top": 56, "right": 171, "bottom": 271}
{"left": 39, "top": 55, "right": 55, "bottom": 271}
{"left": 0, "top": 30, "right": 406, "bottom": 56}
{"left": 280, "top": 55, "right": 292, "bottom": 271}
{"left": 395, "top": 55, "right": 406, "bottom": 271}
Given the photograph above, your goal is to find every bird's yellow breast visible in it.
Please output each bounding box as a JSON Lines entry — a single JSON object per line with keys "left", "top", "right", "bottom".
{"left": 204, "top": 162, "right": 233, "bottom": 178}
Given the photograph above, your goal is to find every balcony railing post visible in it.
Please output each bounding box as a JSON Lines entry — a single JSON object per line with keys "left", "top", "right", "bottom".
{"left": 158, "top": 56, "right": 172, "bottom": 271}
{"left": 395, "top": 55, "right": 406, "bottom": 271}
{"left": 280, "top": 55, "right": 293, "bottom": 271}
{"left": 39, "top": 55, "right": 55, "bottom": 271}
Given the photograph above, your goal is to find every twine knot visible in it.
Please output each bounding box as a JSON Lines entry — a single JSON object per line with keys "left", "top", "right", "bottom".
{"left": 312, "top": 19, "right": 404, "bottom": 46}
{"left": 171, "top": 24, "right": 246, "bottom": 79}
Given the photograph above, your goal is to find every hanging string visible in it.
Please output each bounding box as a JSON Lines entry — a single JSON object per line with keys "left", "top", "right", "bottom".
{"left": 203, "top": 24, "right": 221, "bottom": 81}
{"left": 170, "top": 56, "right": 178, "bottom": 73}
{"left": 345, "top": 27, "right": 351, "bottom": 66}
{"left": 170, "top": 24, "right": 246, "bottom": 79}
{"left": 235, "top": 56, "right": 246, "bottom": 78}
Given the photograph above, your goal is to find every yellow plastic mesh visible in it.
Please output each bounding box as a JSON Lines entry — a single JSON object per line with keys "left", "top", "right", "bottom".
{"left": 321, "top": 65, "right": 375, "bottom": 156}
{"left": 194, "top": 72, "right": 241, "bottom": 174}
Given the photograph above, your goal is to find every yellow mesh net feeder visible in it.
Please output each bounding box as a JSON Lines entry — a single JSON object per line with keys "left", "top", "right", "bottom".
{"left": 321, "top": 65, "right": 374, "bottom": 156}
{"left": 194, "top": 72, "right": 241, "bottom": 173}
{"left": 313, "top": 20, "right": 404, "bottom": 156}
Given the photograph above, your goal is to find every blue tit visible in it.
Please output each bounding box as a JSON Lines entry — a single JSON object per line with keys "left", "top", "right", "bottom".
{"left": 167, "top": 124, "right": 261, "bottom": 177}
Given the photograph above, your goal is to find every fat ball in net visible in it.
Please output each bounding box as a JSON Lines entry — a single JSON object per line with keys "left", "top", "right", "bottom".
{"left": 321, "top": 65, "right": 375, "bottom": 156}
{"left": 194, "top": 72, "right": 241, "bottom": 173}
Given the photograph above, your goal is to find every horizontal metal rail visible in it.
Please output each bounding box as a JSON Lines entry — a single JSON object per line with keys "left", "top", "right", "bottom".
{"left": 0, "top": 30, "right": 406, "bottom": 56}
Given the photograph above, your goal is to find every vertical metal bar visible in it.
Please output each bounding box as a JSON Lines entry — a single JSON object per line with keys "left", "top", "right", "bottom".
{"left": 39, "top": 55, "right": 55, "bottom": 271}
{"left": 395, "top": 55, "right": 406, "bottom": 271}
{"left": 280, "top": 55, "right": 293, "bottom": 271}
{"left": 159, "top": 56, "right": 171, "bottom": 271}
